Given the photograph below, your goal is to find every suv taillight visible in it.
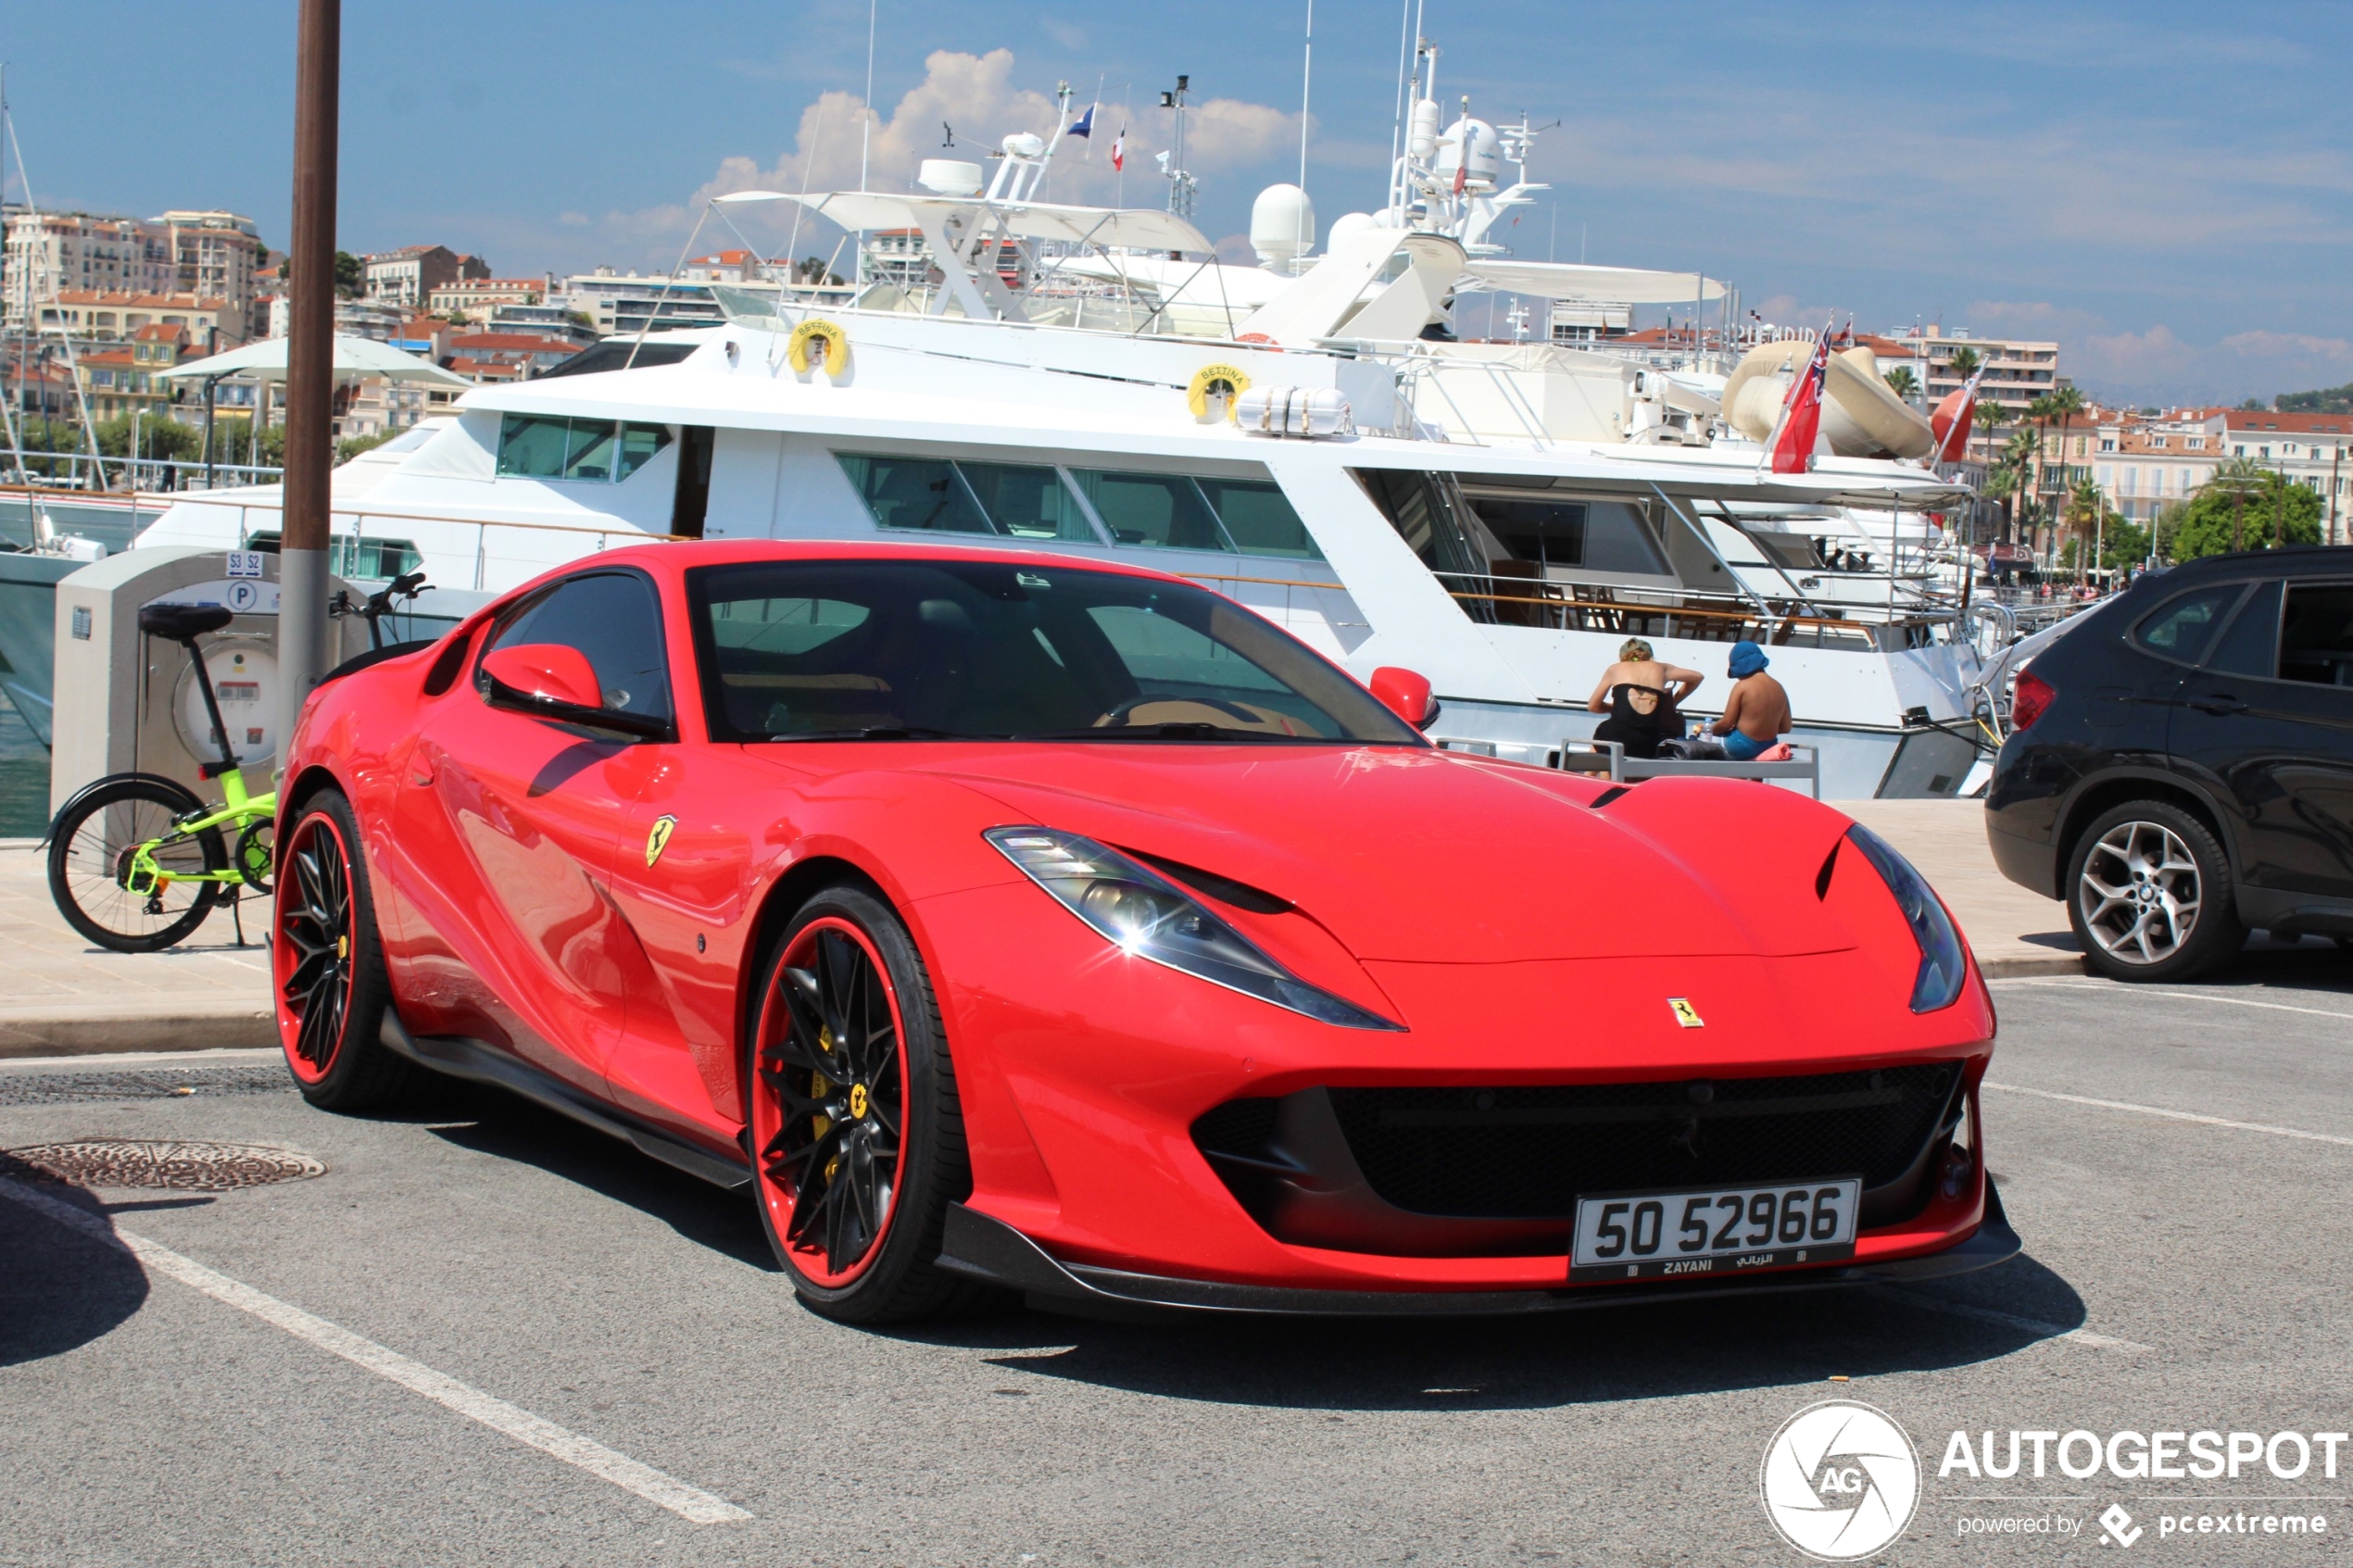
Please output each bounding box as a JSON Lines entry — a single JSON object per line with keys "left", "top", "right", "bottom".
{"left": 2011, "top": 667, "right": 2056, "bottom": 732}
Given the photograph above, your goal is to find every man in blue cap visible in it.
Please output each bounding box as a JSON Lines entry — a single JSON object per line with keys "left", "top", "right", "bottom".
{"left": 1709, "top": 640, "right": 1792, "bottom": 760}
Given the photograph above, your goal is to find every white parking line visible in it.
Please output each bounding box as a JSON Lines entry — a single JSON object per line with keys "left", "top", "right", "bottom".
{"left": 1983, "top": 1081, "right": 2353, "bottom": 1149}
{"left": 1994, "top": 978, "right": 2353, "bottom": 1024}
{"left": 1877, "top": 1286, "right": 2152, "bottom": 1354}
{"left": 0, "top": 1176, "right": 750, "bottom": 1524}
{"left": 0, "top": 1047, "right": 283, "bottom": 1073}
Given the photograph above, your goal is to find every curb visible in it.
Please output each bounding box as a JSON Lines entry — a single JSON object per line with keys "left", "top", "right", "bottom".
{"left": 0, "top": 1007, "right": 275, "bottom": 1059}
{"left": 1978, "top": 953, "right": 2087, "bottom": 979}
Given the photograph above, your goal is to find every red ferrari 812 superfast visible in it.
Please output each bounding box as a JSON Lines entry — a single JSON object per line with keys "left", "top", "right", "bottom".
{"left": 273, "top": 541, "right": 2015, "bottom": 1323}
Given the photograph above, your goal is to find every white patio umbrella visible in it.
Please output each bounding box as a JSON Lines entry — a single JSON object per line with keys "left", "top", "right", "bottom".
{"left": 157, "top": 333, "right": 473, "bottom": 390}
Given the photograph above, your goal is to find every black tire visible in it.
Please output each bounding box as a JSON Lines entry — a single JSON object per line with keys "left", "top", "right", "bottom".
{"left": 46, "top": 774, "right": 225, "bottom": 952}
{"left": 2067, "top": 799, "right": 2246, "bottom": 983}
{"left": 743, "top": 884, "right": 998, "bottom": 1323}
{"left": 272, "top": 788, "right": 422, "bottom": 1110}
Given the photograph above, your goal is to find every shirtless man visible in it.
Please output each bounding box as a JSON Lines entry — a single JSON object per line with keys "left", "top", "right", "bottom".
{"left": 1709, "top": 641, "right": 1793, "bottom": 760}
{"left": 1584, "top": 637, "right": 1704, "bottom": 712}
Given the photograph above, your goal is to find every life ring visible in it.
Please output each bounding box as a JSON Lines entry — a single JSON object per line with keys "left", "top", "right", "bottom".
{"left": 1187, "top": 362, "right": 1252, "bottom": 420}
{"left": 786, "top": 318, "right": 850, "bottom": 377}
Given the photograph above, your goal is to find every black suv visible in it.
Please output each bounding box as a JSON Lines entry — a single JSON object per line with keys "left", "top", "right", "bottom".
{"left": 1986, "top": 548, "right": 2353, "bottom": 981}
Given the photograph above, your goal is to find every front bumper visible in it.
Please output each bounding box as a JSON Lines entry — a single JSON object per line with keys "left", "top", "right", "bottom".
{"left": 937, "top": 1181, "right": 2023, "bottom": 1321}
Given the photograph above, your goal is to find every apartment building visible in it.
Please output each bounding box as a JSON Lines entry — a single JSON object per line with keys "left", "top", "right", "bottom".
{"left": 74, "top": 321, "right": 196, "bottom": 420}
{"left": 364, "top": 245, "right": 490, "bottom": 308}
{"left": 4, "top": 212, "right": 173, "bottom": 328}
{"left": 36, "top": 290, "right": 241, "bottom": 348}
{"left": 2082, "top": 408, "right": 2351, "bottom": 545}
{"left": 426, "top": 276, "right": 550, "bottom": 322}
{"left": 152, "top": 211, "right": 266, "bottom": 337}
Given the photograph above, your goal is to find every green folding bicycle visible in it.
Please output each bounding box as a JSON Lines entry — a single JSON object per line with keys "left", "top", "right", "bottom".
{"left": 44, "top": 574, "right": 425, "bottom": 953}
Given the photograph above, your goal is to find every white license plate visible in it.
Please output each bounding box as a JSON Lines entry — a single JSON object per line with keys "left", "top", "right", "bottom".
{"left": 1569, "top": 1177, "right": 1861, "bottom": 1283}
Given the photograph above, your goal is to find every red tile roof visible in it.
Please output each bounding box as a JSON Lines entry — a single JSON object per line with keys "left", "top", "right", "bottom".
{"left": 2223, "top": 410, "right": 2353, "bottom": 434}
{"left": 52, "top": 289, "right": 230, "bottom": 310}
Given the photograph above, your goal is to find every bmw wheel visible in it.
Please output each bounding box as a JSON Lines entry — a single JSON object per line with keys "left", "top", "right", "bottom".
{"left": 2067, "top": 800, "right": 2244, "bottom": 983}
{"left": 272, "top": 789, "right": 422, "bottom": 1110}
{"left": 745, "top": 884, "right": 994, "bottom": 1323}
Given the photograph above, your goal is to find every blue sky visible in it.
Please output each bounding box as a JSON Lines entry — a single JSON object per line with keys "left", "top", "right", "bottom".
{"left": 6, "top": 1, "right": 2351, "bottom": 406}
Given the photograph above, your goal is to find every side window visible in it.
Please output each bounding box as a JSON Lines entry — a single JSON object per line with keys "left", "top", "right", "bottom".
{"left": 479, "top": 571, "right": 673, "bottom": 721}
{"left": 1194, "top": 478, "right": 1326, "bottom": 560}
{"left": 837, "top": 454, "right": 991, "bottom": 534}
{"left": 2281, "top": 583, "right": 2353, "bottom": 687}
{"left": 2205, "top": 581, "right": 2282, "bottom": 678}
{"left": 1070, "top": 470, "right": 1230, "bottom": 552}
{"left": 2133, "top": 584, "right": 2246, "bottom": 664}
{"left": 958, "top": 462, "right": 1102, "bottom": 543}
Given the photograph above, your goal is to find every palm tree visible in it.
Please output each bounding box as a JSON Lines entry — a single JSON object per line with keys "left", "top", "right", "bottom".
{"left": 1883, "top": 366, "right": 1919, "bottom": 401}
{"left": 2067, "top": 476, "right": 2108, "bottom": 573}
{"left": 1946, "top": 345, "right": 1982, "bottom": 382}
{"left": 2200, "top": 456, "right": 2271, "bottom": 553}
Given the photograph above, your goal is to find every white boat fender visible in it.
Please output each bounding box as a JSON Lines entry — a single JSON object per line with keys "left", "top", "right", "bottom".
{"left": 1237, "top": 385, "right": 1352, "bottom": 439}
{"left": 787, "top": 318, "right": 849, "bottom": 378}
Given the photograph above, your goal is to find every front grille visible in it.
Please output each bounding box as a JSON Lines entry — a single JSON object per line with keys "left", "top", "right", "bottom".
{"left": 1327, "top": 1065, "right": 1958, "bottom": 1219}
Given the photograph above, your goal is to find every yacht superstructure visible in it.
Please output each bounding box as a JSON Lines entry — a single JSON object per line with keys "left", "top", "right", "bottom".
{"left": 104, "top": 56, "right": 1989, "bottom": 797}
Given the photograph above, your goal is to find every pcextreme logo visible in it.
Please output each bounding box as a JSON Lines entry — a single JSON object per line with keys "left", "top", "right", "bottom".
{"left": 1760, "top": 1400, "right": 1921, "bottom": 1561}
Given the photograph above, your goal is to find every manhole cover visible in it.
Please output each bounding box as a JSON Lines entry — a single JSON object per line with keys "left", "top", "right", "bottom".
{"left": 0, "top": 1139, "right": 324, "bottom": 1191}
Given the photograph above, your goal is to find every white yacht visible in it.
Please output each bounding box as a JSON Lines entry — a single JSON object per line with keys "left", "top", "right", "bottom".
{"left": 120, "top": 79, "right": 1986, "bottom": 798}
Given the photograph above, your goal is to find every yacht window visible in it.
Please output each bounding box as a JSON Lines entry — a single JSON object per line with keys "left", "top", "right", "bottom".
{"left": 616, "top": 422, "right": 671, "bottom": 482}
{"left": 562, "top": 420, "right": 619, "bottom": 482}
{"left": 1194, "top": 478, "right": 1325, "bottom": 560}
{"left": 496, "top": 413, "right": 572, "bottom": 477}
{"left": 1349, "top": 468, "right": 1500, "bottom": 622}
{"left": 957, "top": 461, "right": 1101, "bottom": 543}
{"left": 837, "top": 454, "right": 993, "bottom": 534}
{"left": 497, "top": 414, "right": 671, "bottom": 483}
{"left": 1069, "top": 470, "right": 1231, "bottom": 553}
{"left": 1467, "top": 497, "right": 1673, "bottom": 577}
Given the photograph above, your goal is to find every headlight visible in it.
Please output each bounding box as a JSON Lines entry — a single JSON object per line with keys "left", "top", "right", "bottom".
{"left": 1844, "top": 823, "right": 1968, "bottom": 1012}
{"left": 985, "top": 827, "right": 1402, "bottom": 1030}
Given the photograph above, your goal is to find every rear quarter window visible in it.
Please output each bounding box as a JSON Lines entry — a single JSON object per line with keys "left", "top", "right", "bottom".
{"left": 2133, "top": 583, "right": 2247, "bottom": 665}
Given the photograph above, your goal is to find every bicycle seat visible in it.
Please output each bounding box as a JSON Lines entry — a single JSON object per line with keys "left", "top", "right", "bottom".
{"left": 138, "top": 603, "right": 234, "bottom": 641}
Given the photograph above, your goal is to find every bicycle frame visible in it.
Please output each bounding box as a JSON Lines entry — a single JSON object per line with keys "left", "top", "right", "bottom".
{"left": 120, "top": 769, "right": 278, "bottom": 898}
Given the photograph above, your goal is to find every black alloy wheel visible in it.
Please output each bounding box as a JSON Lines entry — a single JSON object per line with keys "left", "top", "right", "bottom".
{"left": 271, "top": 789, "right": 421, "bottom": 1110}
{"left": 746, "top": 884, "right": 995, "bottom": 1323}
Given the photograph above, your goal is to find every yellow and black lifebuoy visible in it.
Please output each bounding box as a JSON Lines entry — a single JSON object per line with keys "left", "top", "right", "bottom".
{"left": 1187, "top": 362, "right": 1252, "bottom": 421}
{"left": 786, "top": 317, "right": 850, "bottom": 377}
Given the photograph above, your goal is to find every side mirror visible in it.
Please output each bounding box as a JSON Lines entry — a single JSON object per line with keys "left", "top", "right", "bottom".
{"left": 481, "top": 644, "right": 669, "bottom": 739}
{"left": 1369, "top": 666, "right": 1439, "bottom": 731}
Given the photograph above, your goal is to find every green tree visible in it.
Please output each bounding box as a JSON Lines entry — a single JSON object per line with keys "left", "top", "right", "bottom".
{"left": 2171, "top": 466, "right": 2321, "bottom": 559}
{"left": 336, "top": 430, "right": 397, "bottom": 463}
{"left": 93, "top": 412, "right": 204, "bottom": 463}
{"left": 2277, "top": 381, "right": 2353, "bottom": 415}
{"left": 333, "top": 250, "right": 364, "bottom": 297}
{"left": 1883, "top": 365, "right": 1919, "bottom": 400}
{"left": 2100, "top": 515, "right": 2152, "bottom": 570}
{"left": 1946, "top": 345, "right": 1982, "bottom": 381}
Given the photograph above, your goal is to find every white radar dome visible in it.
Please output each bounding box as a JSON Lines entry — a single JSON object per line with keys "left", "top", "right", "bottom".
{"left": 1000, "top": 132, "right": 1047, "bottom": 159}
{"left": 1327, "top": 211, "right": 1380, "bottom": 251}
{"left": 1436, "top": 118, "right": 1503, "bottom": 191}
{"left": 917, "top": 159, "right": 984, "bottom": 196}
{"left": 1249, "top": 183, "right": 1317, "bottom": 267}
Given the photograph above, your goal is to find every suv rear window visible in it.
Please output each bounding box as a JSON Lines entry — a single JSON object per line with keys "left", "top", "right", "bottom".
{"left": 2281, "top": 583, "right": 2353, "bottom": 687}
{"left": 2133, "top": 584, "right": 2245, "bottom": 664}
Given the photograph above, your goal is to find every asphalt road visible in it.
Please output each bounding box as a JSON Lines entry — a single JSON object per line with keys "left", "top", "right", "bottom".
{"left": 6, "top": 947, "right": 2353, "bottom": 1567}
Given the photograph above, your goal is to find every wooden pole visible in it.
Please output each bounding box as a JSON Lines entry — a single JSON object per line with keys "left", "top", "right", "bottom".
{"left": 277, "top": 0, "right": 339, "bottom": 762}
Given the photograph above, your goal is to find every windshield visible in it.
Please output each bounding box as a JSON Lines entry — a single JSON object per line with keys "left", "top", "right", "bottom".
{"left": 685, "top": 558, "right": 1425, "bottom": 745}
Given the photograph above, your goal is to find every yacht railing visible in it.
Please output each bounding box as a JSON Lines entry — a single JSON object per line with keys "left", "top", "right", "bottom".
{"left": 1431, "top": 571, "right": 1957, "bottom": 651}
{"left": 0, "top": 481, "right": 688, "bottom": 589}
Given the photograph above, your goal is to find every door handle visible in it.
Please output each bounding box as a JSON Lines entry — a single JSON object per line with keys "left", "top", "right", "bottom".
{"left": 2188, "top": 695, "right": 2246, "bottom": 716}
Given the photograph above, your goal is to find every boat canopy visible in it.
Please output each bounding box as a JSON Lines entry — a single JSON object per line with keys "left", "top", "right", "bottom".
{"left": 715, "top": 190, "right": 1214, "bottom": 257}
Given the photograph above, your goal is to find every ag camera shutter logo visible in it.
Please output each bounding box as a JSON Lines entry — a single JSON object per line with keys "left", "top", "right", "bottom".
{"left": 1759, "top": 1400, "right": 1921, "bottom": 1560}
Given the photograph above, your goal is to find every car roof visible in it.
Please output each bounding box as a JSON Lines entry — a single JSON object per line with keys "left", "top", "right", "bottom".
{"left": 2155, "top": 546, "right": 2353, "bottom": 581}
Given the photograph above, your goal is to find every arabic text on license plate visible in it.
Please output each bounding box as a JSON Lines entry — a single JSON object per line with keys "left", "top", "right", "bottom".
{"left": 1569, "top": 1177, "right": 1860, "bottom": 1284}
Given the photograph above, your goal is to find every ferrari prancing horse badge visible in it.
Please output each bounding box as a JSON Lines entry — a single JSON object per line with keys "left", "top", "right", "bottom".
{"left": 1668, "top": 997, "right": 1704, "bottom": 1028}
{"left": 645, "top": 815, "right": 677, "bottom": 867}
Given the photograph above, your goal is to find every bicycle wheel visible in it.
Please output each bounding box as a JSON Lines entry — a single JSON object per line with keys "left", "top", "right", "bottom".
{"left": 47, "top": 775, "right": 228, "bottom": 952}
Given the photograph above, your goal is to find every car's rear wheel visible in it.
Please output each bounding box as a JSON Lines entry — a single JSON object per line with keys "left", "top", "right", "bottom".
{"left": 2068, "top": 800, "right": 2244, "bottom": 983}
{"left": 745, "top": 884, "right": 993, "bottom": 1323}
{"left": 273, "top": 789, "right": 422, "bottom": 1110}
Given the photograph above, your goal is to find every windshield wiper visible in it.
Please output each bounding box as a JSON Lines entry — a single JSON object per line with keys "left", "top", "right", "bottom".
{"left": 1011, "top": 722, "right": 1315, "bottom": 743}
{"left": 762, "top": 726, "right": 974, "bottom": 742}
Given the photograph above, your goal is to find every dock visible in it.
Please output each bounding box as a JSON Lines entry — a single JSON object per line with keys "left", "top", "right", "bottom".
{"left": 0, "top": 801, "right": 2082, "bottom": 1060}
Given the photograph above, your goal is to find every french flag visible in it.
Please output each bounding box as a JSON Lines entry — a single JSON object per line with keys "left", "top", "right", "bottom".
{"left": 1111, "top": 126, "right": 1126, "bottom": 171}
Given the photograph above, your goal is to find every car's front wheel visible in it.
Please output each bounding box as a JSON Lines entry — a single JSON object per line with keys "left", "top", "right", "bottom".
{"left": 2067, "top": 800, "right": 2244, "bottom": 982}
{"left": 745, "top": 884, "right": 994, "bottom": 1323}
{"left": 273, "top": 789, "right": 422, "bottom": 1110}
